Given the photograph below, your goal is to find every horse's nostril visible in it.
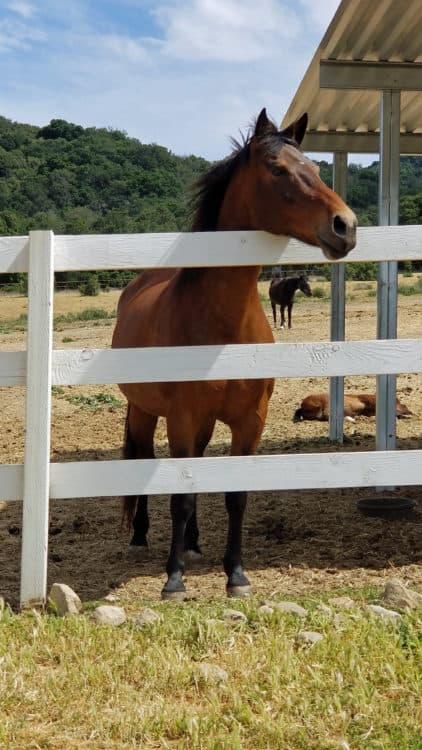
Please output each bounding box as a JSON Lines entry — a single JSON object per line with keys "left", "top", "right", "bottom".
{"left": 333, "top": 214, "right": 347, "bottom": 237}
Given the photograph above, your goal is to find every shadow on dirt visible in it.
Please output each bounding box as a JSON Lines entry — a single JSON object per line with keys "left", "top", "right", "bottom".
{"left": 1, "top": 434, "right": 421, "bottom": 608}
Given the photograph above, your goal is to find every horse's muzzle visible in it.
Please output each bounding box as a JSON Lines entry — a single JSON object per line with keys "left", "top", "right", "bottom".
{"left": 317, "top": 210, "right": 357, "bottom": 261}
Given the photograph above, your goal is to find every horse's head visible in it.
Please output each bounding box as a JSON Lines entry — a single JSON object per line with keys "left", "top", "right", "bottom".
{"left": 298, "top": 274, "right": 312, "bottom": 297}
{"left": 245, "top": 109, "right": 357, "bottom": 261}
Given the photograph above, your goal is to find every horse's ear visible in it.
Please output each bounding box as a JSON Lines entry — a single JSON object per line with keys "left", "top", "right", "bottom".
{"left": 254, "top": 108, "right": 278, "bottom": 139}
{"left": 280, "top": 112, "right": 308, "bottom": 146}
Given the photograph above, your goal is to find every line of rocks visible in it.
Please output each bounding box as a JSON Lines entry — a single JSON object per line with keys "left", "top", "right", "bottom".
{"left": 2, "top": 577, "right": 420, "bottom": 632}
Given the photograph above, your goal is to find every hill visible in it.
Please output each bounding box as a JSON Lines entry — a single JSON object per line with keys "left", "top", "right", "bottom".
{"left": 0, "top": 115, "right": 421, "bottom": 287}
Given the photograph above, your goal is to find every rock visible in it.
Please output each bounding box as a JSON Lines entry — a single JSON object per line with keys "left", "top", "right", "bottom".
{"left": 296, "top": 630, "right": 323, "bottom": 645}
{"left": 258, "top": 604, "right": 274, "bottom": 616}
{"left": 91, "top": 605, "right": 126, "bottom": 626}
{"left": 366, "top": 604, "right": 402, "bottom": 623}
{"left": 315, "top": 603, "right": 332, "bottom": 616}
{"left": 328, "top": 596, "right": 355, "bottom": 609}
{"left": 197, "top": 663, "right": 228, "bottom": 684}
{"left": 266, "top": 600, "right": 308, "bottom": 617}
{"left": 222, "top": 609, "right": 247, "bottom": 622}
{"left": 134, "top": 608, "right": 162, "bottom": 628}
{"left": 49, "top": 583, "right": 82, "bottom": 616}
{"left": 381, "top": 579, "right": 422, "bottom": 612}
{"left": 103, "top": 593, "right": 120, "bottom": 603}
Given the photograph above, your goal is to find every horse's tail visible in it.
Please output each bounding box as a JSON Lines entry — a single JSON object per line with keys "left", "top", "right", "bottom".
{"left": 121, "top": 405, "right": 138, "bottom": 530}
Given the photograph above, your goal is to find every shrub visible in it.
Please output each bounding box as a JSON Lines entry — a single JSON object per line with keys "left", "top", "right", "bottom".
{"left": 312, "top": 286, "right": 327, "bottom": 299}
{"left": 79, "top": 276, "right": 99, "bottom": 296}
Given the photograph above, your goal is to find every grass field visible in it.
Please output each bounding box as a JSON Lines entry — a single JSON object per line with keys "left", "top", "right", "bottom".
{"left": 1, "top": 591, "right": 421, "bottom": 750}
{"left": 0, "top": 276, "right": 421, "bottom": 749}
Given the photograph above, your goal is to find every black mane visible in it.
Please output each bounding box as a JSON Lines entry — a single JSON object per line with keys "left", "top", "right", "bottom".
{"left": 190, "top": 121, "right": 298, "bottom": 232}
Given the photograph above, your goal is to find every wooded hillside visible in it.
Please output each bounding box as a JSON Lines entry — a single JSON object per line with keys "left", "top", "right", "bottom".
{"left": 0, "top": 115, "right": 421, "bottom": 287}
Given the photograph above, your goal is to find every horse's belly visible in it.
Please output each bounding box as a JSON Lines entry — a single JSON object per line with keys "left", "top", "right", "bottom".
{"left": 119, "top": 380, "right": 227, "bottom": 420}
{"left": 217, "top": 378, "right": 274, "bottom": 426}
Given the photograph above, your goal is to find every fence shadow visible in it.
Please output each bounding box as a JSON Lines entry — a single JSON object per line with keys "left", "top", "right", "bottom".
{"left": 1, "top": 434, "right": 421, "bottom": 609}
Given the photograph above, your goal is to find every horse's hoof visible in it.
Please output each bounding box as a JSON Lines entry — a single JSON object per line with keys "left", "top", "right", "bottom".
{"left": 161, "top": 589, "right": 187, "bottom": 602}
{"left": 227, "top": 585, "right": 251, "bottom": 598}
{"left": 126, "top": 544, "right": 149, "bottom": 559}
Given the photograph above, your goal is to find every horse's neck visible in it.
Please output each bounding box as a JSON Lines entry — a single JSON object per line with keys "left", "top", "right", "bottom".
{"left": 189, "top": 171, "right": 263, "bottom": 326}
{"left": 195, "top": 266, "right": 262, "bottom": 328}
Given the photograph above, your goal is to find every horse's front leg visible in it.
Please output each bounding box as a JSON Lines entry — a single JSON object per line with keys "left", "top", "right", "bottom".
{"left": 224, "top": 490, "right": 250, "bottom": 596}
{"left": 225, "top": 399, "right": 270, "bottom": 597}
{"left": 280, "top": 305, "right": 286, "bottom": 329}
{"left": 161, "top": 412, "right": 214, "bottom": 599}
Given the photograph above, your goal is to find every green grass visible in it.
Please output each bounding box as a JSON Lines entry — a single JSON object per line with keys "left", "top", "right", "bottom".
{"left": 0, "top": 591, "right": 421, "bottom": 749}
{"left": 0, "top": 307, "right": 116, "bottom": 334}
{"left": 52, "top": 388, "right": 124, "bottom": 410}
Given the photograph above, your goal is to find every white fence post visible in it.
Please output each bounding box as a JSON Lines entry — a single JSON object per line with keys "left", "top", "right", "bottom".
{"left": 20, "top": 230, "right": 55, "bottom": 609}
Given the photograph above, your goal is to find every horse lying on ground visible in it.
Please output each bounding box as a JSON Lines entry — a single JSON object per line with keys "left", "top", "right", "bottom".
{"left": 112, "top": 107, "right": 357, "bottom": 601}
{"left": 269, "top": 273, "right": 312, "bottom": 328}
{"left": 293, "top": 393, "right": 412, "bottom": 423}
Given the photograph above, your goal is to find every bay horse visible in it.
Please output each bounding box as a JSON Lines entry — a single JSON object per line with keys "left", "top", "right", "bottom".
{"left": 112, "top": 108, "right": 357, "bottom": 601}
{"left": 293, "top": 393, "right": 412, "bottom": 423}
{"left": 269, "top": 273, "right": 312, "bottom": 328}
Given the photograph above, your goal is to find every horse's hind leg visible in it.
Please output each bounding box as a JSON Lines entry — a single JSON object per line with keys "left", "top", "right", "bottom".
{"left": 123, "top": 405, "right": 157, "bottom": 549}
{"left": 271, "top": 301, "right": 277, "bottom": 327}
{"left": 183, "top": 423, "right": 215, "bottom": 558}
{"left": 287, "top": 302, "right": 293, "bottom": 329}
{"left": 280, "top": 305, "right": 286, "bottom": 328}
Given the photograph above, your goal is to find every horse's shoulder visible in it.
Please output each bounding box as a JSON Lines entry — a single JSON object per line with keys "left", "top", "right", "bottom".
{"left": 117, "top": 269, "right": 178, "bottom": 311}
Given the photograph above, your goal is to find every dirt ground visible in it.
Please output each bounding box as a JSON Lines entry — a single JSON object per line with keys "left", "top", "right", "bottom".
{"left": 1, "top": 277, "right": 421, "bottom": 608}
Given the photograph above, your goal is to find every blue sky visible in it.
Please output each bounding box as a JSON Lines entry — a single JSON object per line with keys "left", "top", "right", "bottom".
{"left": 0, "top": 0, "right": 359, "bottom": 162}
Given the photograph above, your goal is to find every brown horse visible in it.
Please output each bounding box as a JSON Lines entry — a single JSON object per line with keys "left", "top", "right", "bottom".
{"left": 112, "top": 108, "right": 357, "bottom": 600}
{"left": 269, "top": 273, "right": 312, "bottom": 329}
{"left": 293, "top": 393, "right": 412, "bottom": 423}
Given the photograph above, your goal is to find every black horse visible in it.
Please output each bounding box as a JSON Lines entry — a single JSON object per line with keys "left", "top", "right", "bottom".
{"left": 269, "top": 273, "right": 312, "bottom": 329}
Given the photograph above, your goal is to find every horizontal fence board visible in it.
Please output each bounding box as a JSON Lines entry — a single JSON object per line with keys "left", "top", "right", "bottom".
{"left": 0, "top": 351, "right": 26, "bottom": 385}
{"left": 2, "top": 226, "right": 421, "bottom": 272}
{"left": 0, "top": 236, "right": 29, "bottom": 273}
{"left": 49, "top": 450, "right": 422, "bottom": 498}
{"left": 3, "top": 450, "right": 421, "bottom": 501}
{"left": 51, "top": 339, "right": 422, "bottom": 385}
{"left": 0, "top": 464, "right": 24, "bottom": 500}
{"left": 53, "top": 225, "right": 422, "bottom": 269}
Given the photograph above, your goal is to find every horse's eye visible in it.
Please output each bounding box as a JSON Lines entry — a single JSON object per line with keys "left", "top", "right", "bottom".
{"left": 270, "top": 164, "right": 288, "bottom": 177}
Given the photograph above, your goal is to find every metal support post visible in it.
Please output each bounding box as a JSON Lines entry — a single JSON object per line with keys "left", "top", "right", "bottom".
{"left": 376, "top": 91, "right": 400, "bottom": 454}
{"left": 329, "top": 151, "right": 348, "bottom": 442}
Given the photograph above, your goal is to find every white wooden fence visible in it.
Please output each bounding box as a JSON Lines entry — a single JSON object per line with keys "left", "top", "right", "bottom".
{"left": 1, "top": 226, "right": 421, "bottom": 608}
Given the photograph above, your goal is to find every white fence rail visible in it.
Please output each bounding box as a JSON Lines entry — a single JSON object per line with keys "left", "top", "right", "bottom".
{"left": 0, "top": 226, "right": 421, "bottom": 608}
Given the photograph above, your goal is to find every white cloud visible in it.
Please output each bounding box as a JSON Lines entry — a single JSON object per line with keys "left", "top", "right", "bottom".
{"left": 0, "top": 18, "right": 45, "bottom": 53}
{"left": 7, "top": 1, "right": 36, "bottom": 19}
{"left": 0, "top": 0, "right": 357, "bottom": 161}
{"left": 154, "top": 0, "right": 301, "bottom": 62}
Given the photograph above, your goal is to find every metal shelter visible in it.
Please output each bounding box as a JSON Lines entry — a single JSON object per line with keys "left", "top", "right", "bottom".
{"left": 282, "top": 0, "right": 422, "bottom": 450}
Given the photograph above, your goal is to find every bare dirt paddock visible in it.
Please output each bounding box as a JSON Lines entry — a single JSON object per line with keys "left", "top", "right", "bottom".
{"left": 1, "top": 278, "right": 421, "bottom": 608}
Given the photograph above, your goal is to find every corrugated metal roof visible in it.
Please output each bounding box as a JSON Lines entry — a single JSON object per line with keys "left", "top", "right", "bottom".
{"left": 283, "top": 0, "right": 422, "bottom": 152}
